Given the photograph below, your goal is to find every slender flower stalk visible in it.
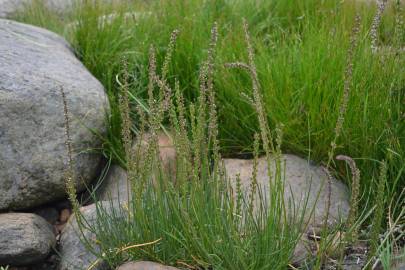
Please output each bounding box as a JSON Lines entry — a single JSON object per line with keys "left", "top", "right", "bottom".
{"left": 393, "top": 1, "right": 404, "bottom": 53}
{"left": 225, "top": 19, "right": 277, "bottom": 223}
{"left": 161, "top": 29, "right": 180, "bottom": 111}
{"left": 249, "top": 133, "right": 260, "bottom": 215}
{"left": 118, "top": 59, "right": 134, "bottom": 204}
{"left": 119, "top": 59, "right": 132, "bottom": 169}
{"left": 60, "top": 86, "right": 80, "bottom": 215}
{"left": 321, "top": 166, "right": 333, "bottom": 230}
{"left": 236, "top": 173, "right": 243, "bottom": 218}
{"left": 225, "top": 20, "right": 274, "bottom": 157}
{"left": 161, "top": 29, "right": 180, "bottom": 81}
{"left": 189, "top": 23, "right": 219, "bottom": 181}
{"left": 336, "top": 155, "right": 360, "bottom": 242}
{"left": 370, "top": 0, "right": 387, "bottom": 53}
{"left": 314, "top": 15, "right": 361, "bottom": 270}
{"left": 242, "top": 19, "right": 274, "bottom": 157}
{"left": 207, "top": 23, "right": 221, "bottom": 168}
{"left": 327, "top": 15, "right": 361, "bottom": 167}
{"left": 148, "top": 45, "right": 157, "bottom": 111}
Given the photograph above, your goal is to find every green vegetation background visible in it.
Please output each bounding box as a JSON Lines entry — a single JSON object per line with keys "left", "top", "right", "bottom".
{"left": 15, "top": 0, "right": 404, "bottom": 216}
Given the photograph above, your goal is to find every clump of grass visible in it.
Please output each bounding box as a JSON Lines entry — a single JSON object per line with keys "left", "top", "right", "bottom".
{"left": 62, "top": 22, "right": 306, "bottom": 270}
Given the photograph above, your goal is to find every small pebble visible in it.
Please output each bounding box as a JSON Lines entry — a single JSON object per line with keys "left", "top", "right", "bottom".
{"left": 59, "top": 209, "right": 71, "bottom": 223}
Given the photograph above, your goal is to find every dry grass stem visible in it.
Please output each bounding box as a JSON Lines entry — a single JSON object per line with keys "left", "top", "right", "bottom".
{"left": 249, "top": 133, "right": 260, "bottom": 215}
{"left": 336, "top": 155, "right": 360, "bottom": 241}
{"left": 327, "top": 14, "right": 361, "bottom": 167}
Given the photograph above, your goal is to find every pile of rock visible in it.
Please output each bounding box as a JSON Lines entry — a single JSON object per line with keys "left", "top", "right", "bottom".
{"left": 0, "top": 14, "right": 108, "bottom": 270}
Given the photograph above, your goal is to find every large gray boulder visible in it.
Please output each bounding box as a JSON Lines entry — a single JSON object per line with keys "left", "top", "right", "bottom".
{"left": 0, "top": 213, "right": 56, "bottom": 266}
{"left": 224, "top": 154, "right": 350, "bottom": 231}
{"left": 0, "top": 19, "right": 108, "bottom": 210}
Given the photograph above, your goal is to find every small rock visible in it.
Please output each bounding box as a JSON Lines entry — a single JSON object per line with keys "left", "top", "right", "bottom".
{"left": 0, "top": 213, "right": 56, "bottom": 266}
{"left": 59, "top": 202, "right": 123, "bottom": 270}
{"left": 291, "top": 234, "right": 312, "bottom": 266}
{"left": 59, "top": 209, "right": 71, "bottom": 223}
{"left": 54, "top": 223, "right": 66, "bottom": 234}
{"left": 96, "top": 132, "right": 176, "bottom": 202}
{"left": 117, "top": 261, "right": 180, "bottom": 270}
{"left": 135, "top": 131, "right": 177, "bottom": 178}
{"left": 97, "top": 164, "right": 129, "bottom": 202}
{"left": 391, "top": 248, "right": 405, "bottom": 270}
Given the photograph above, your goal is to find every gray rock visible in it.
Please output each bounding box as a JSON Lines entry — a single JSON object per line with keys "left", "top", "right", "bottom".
{"left": 392, "top": 248, "right": 405, "bottom": 270}
{"left": 291, "top": 234, "right": 312, "bottom": 266}
{"left": 135, "top": 131, "right": 177, "bottom": 178}
{"left": 97, "top": 165, "right": 129, "bottom": 202}
{"left": 0, "top": 213, "right": 56, "bottom": 266}
{"left": 59, "top": 202, "right": 122, "bottom": 270}
{"left": 225, "top": 155, "right": 350, "bottom": 266}
{"left": 394, "top": 262, "right": 405, "bottom": 270}
{"left": 96, "top": 132, "right": 175, "bottom": 202}
{"left": 224, "top": 154, "right": 350, "bottom": 231}
{"left": 117, "top": 261, "right": 180, "bottom": 270}
{"left": 0, "top": 0, "right": 29, "bottom": 18}
{"left": 0, "top": 19, "right": 108, "bottom": 210}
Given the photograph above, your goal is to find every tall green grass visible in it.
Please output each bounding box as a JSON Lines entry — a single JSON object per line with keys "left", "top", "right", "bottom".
{"left": 14, "top": 0, "right": 404, "bottom": 221}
